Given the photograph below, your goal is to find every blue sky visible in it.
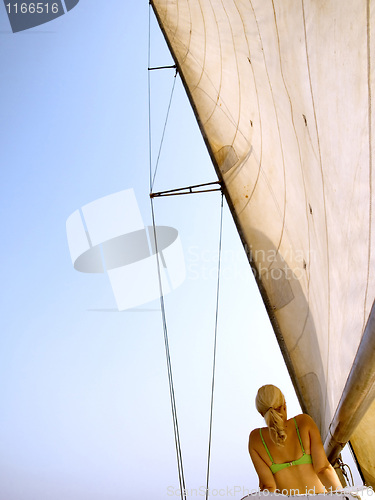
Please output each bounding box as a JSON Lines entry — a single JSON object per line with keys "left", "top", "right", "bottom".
{"left": 0, "top": 2, "right": 360, "bottom": 499}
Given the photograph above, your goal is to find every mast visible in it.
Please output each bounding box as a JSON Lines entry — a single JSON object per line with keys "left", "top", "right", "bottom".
{"left": 324, "top": 301, "right": 375, "bottom": 476}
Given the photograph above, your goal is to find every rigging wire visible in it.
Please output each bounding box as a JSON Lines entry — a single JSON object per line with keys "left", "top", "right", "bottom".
{"left": 205, "top": 191, "right": 224, "bottom": 500}
{"left": 151, "top": 70, "right": 178, "bottom": 191}
{"left": 148, "top": 0, "right": 178, "bottom": 192}
{"left": 147, "top": 3, "right": 153, "bottom": 190}
{"left": 348, "top": 442, "right": 366, "bottom": 486}
{"left": 150, "top": 198, "right": 187, "bottom": 500}
{"left": 148, "top": 5, "right": 186, "bottom": 499}
{"left": 334, "top": 456, "right": 354, "bottom": 487}
{"left": 149, "top": 6, "right": 226, "bottom": 498}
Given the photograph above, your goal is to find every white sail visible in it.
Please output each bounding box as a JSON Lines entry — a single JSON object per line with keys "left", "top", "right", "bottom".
{"left": 151, "top": 0, "right": 375, "bottom": 486}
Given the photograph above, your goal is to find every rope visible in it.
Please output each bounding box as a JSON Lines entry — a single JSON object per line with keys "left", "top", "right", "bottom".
{"left": 205, "top": 191, "right": 224, "bottom": 500}
{"left": 148, "top": 5, "right": 186, "bottom": 499}
{"left": 148, "top": 3, "right": 178, "bottom": 192}
{"left": 148, "top": 4, "right": 153, "bottom": 190}
{"left": 334, "top": 456, "right": 354, "bottom": 487}
{"left": 149, "top": 7, "right": 225, "bottom": 497}
{"left": 150, "top": 198, "right": 187, "bottom": 500}
{"left": 151, "top": 71, "right": 178, "bottom": 191}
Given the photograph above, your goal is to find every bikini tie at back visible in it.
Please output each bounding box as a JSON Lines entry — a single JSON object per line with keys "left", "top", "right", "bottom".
{"left": 259, "top": 417, "right": 313, "bottom": 474}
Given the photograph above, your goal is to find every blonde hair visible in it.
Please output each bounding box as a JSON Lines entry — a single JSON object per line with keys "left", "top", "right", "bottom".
{"left": 255, "top": 385, "right": 287, "bottom": 446}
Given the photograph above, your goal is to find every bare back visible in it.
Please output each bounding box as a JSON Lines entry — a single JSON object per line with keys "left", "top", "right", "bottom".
{"left": 249, "top": 414, "right": 330, "bottom": 494}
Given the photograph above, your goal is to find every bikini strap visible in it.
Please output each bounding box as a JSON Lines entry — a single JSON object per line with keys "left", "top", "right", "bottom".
{"left": 259, "top": 428, "right": 274, "bottom": 464}
{"left": 293, "top": 417, "right": 306, "bottom": 454}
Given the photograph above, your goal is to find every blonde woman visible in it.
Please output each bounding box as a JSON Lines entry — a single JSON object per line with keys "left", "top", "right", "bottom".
{"left": 248, "top": 385, "right": 342, "bottom": 495}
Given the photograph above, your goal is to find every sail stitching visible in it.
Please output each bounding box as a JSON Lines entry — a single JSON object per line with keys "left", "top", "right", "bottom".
{"left": 270, "top": 0, "right": 312, "bottom": 342}
{"left": 176, "top": 0, "right": 192, "bottom": 67}
{"left": 174, "top": 0, "right": 232, "bottom": 132}
{"left": 187, "top": 0, "right": 240, "bottom": 134}
{"left": 191, "top": 0, "right": 207, "bottom": 94}
{"left": 249, "top": 0, "right": 287, "bottom": 270}
{"left": 198, "top": 0, "right": 222, "bottom": 125}
{"left": 231, "top": 0, "right": 263, "bottom": 209}
{"left": 167, "top": 0, "right": 248, "bottom": 144}
{"left": 241, "top": 1, "right": 285, "bottom": 222}
{"left": 301, "top": 0, "right": 331, "bottom": 423}
{"left": 219, "top": 0, "right": 242, "bottom": 160}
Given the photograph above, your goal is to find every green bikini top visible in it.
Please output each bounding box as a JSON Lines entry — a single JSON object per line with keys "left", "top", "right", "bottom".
{"left": 259, "top": 417, "right": 312, "bottom": 474}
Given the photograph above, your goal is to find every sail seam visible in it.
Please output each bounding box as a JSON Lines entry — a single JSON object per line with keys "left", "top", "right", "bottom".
{"left": 250, "top": 0, "right": 287, "bottom": 267}
{"left": 197, "top": 0, "right": 246, "bottom": 141}
{"left": 231, "top": 0, "right": 263, "bottom": 210}
{"left": 198, "top": 0, "right": 222, "bottom": 124}
{"left": 166, "top": 0, "right": 241, "bottom": 138}
{"left": 270, "top": 0, "right": 312, "bottom": 346}
{"left": 219, "top": 0, "right": 242, "bottom": 152}
{"left": 181, "top": 0, "right": 192, "bottom": 67}
{"left": 191, "top": 0, "right": 207, "bottom": 93}
{"left": 174, "top": 0, "right": 250, "bottom": 148}
{"left": 171, "top": 0, "right": 181, "bottom": 58}
{"left": 301, "top": 0, "right": 331, "bottom": 427}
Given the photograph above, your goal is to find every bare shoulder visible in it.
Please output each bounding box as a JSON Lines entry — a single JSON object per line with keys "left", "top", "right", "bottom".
{"left": 294, "top": 413, "right": 321, "bottom": 438}
{"left": 294, "top": 413, "right": 316, "bottom": 427}
{"left": 249, "top": 428, "right": 260, "bottom": 442}
{"left": 249, "top": 427, "right": 263, "bottom": 447}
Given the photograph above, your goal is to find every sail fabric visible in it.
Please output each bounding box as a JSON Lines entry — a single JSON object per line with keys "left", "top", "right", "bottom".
{"left": 351, "top": 400, "right": 375, "bottom": 487}
{"left": 151, "top": 0, "right": 375, "bottom": 485}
